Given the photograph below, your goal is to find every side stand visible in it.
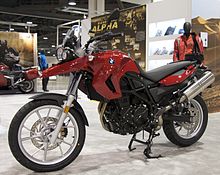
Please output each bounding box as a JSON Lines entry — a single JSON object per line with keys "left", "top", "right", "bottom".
{"left": 128, "top": 130, "right": 162, "bottom": 159}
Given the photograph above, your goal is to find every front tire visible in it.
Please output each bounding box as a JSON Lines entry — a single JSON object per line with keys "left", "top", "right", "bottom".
{"left": 8, "top": 100, "right": 86, "bottom": 172}
{"left": 163, "top": 95, "right": 208, "bottom": 147}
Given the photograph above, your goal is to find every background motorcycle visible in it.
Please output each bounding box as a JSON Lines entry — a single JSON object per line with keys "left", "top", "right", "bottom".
{"left": 8, "top": 10, "right": 215, "bottom": 172}
{"left": 0, "top": 40, "right": 35, "bottom": 93}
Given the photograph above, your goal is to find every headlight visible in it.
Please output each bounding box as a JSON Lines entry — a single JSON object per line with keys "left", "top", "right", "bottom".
{"left": 56, "top": 47, "right": 64, "bottom": 61}
{"left": 62, "top": 50, "right": 68, "bottom": 60}
{"left": 56, "top": 47, "right": 75, "bottom": 62}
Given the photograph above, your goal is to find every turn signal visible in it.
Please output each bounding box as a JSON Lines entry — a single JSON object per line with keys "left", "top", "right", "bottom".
{"left": 88, "top": 55, "right": 95, "bottom": 61}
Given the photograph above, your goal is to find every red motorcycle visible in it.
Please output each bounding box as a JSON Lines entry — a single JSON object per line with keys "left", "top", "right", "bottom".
{"left": 0, "top": 40, "right": 35, "bottom": 93}
{"left": 0, "top": 63, "right": 36, "bottom": 93}
{"left": 8, "top": 11, "right": 215, "bottom": 172}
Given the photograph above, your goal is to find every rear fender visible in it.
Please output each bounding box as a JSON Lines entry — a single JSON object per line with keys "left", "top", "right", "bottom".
{"left": 30, "top": 93, "right": 89, "bottom": 126}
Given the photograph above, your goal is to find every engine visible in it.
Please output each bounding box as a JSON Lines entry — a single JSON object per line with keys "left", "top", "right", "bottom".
{"left": 100, "top": 95, "right": 150, "bottom": 135}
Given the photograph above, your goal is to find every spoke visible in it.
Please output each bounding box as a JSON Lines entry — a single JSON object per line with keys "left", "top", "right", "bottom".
{"left": 58, "top": 143, "right": 64, "bottom": 157}
{"left": 190, "top": 123, "right": 195, "bottom": 134}
{"left": 43, "top": 142, "right": 48, "bottom": 162}
{"left": 45, "top": 108, "right": 52, "bottom": 122}
{"left": 62, "top": 125, "right": 74, "bottom": 129}
{"left": 187, "top": 128, "right": 190, "bottom": 136}
{"left": 62, "top": 140, "right": 73, "bottom": 147}
{"left": 36, "top": 111, "right": 47, "bottom": 128}
{"left": 21, "top": 135, "right": 41, "bottom": 142}
{"left": 31, "top": 145, "right": 44, "bottom": 157}
{"left": 23, "top": 125, "right": 36, "bottom": 135}
{"left": 55, "top": 110, "right": 62, "bottom": 119}
{"left": 178, "top": 125, "right": 183, "bottom": 132}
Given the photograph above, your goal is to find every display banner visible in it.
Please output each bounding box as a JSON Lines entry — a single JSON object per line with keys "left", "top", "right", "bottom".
{"left": 0, "top": 32, "right": 37, "bottom": 67}
{"left": 91, "top": 5, "right": 146, "bottom": 69}
{"left": 192, "top": 17, "right": 220, "bottom": 113}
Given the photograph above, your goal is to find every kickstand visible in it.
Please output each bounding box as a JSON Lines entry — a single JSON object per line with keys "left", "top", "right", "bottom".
{"left": 143, "top": 130, "right": 162, "bottom": 159}
{"left": 128, "top": 133, "right": 149, "bottom": 151}
{"left": 128, "top": 130, "right": 162, "bottom": 159}
{"left": 128, "top": 134, "right": 137, "bottom": 151}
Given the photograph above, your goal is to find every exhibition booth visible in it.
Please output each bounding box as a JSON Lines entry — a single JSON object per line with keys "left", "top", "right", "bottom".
{"left": 1, "top": 0, "right": 220, "bottom": 174}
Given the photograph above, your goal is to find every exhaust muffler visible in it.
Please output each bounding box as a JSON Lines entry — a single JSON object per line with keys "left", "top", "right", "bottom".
{"left": 155, "top": 71, "right": 214, "bottom": 127}
{"left": 179, "top": 71, "right": 215, "bottom": 103}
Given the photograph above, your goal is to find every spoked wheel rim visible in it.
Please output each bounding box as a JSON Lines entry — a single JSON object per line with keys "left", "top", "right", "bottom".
{"left": 173, "top": 99, "right": 204, "bottom": 139}
{"left": 18, "top": 105, "right": 79, "bottom": 165}
{"left": 20, "top": 81, "right": 34, "bottom": 93}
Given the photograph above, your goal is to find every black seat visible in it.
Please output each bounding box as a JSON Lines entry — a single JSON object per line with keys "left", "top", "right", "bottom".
{"left": 135, "top": 61, "right": 194, "bottom": 82}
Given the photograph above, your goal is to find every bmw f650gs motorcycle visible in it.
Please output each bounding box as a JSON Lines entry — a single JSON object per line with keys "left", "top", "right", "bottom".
{"left": 8, "top": 10, "right": 215, "bottom": 172}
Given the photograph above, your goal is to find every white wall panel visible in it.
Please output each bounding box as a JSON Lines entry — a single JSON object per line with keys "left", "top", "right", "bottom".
{"left": 192, "top": 0, "right": 220, "bottom": 19}
{"left": 81, "top": 18, "right": 91, "bottom": 47}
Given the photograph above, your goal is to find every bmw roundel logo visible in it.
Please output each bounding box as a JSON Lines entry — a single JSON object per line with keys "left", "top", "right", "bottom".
{"left": 109, "top": 58, "right": 115, "bottom": 64}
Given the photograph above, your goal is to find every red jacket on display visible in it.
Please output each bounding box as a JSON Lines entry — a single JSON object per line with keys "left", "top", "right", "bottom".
{"left": 173, "top": 33, "right": 204, "bottom": 62}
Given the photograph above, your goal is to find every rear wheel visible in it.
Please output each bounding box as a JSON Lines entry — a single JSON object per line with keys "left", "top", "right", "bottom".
{"left": 163, "top": 95, "right": 208, "bottom": 147}
{"left": 18, "top": 80, "right": 34, "bottom": 93}
{"left": 8, "top": 100, "right": 86, "bottom": 172}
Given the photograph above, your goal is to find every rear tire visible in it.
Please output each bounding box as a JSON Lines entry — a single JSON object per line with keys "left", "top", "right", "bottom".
{"left": 8, "top": 100, "right": 86, "bottom": 172}
{"left": 163, "top": 96, "right": 208, "bottom": 147}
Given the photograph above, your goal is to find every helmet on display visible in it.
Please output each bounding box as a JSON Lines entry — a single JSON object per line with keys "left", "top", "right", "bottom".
{"left": 183, "top": 22, "right": 192, "bottom": 36}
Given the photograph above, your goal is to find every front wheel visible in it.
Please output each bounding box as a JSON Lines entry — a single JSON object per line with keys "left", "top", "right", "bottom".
{"left": 8, "top": 100, "right": 86, "bottom": 172}
{"left": 163, "top": 95, "right": 208, "bottom": 147}
{"left": 18, "top": 80, "right": 34, "bottom": 93}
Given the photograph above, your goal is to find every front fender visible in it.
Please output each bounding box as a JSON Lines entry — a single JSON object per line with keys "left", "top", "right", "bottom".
{"left": 30, "top": 93, "right": 89, "bottom": 126}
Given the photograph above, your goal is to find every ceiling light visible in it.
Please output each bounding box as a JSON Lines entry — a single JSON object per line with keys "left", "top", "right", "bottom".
{"left": 43, "top": 37, "right": 48, "bottom": 40}
{"left": 84, "top": 14, "right": 87, "bottom": 19}
{"left": 26, "top": 21, "right": 33, "bottom": 25}
{"left": 47, "top": 51, "right": 51, "bottom": 54}
{"left": 62, "top": 33, "right": 67, "bottom": 36}
{"left": 68, "top": 0, "right": 76, "bottom": 6}
{"left": 51, "top": 45, "right": 56, "bottom": 48}
{"left": 9, "top": 28, "right": 14, "bottom": 31}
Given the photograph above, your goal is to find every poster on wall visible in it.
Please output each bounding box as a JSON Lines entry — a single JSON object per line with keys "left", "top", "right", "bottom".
{"left": 0, "top": 32, "right": 37, "bottom": 68}
{"left": 91, "top": 5, "right": 146, "bottom": 69}
{"left": 192, "top": 17, "right": 220, "bottom": 113}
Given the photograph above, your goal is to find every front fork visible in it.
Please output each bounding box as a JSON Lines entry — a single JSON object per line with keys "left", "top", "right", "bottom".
{"left": 49, "top": 72, "right": 82, "bottom": 144}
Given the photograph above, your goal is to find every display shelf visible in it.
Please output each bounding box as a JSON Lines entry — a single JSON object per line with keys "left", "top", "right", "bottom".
{"left": 149, "top": 18, "right": 185, "bottom": 38}
{"left": 148, "top": 39, "right": 174, "bottom": 57}
{"left": 148, "top": 18, "right": 185, "bottom": 67}
{"left": 149, "top": 34, "right": 181, "bottom": 42}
